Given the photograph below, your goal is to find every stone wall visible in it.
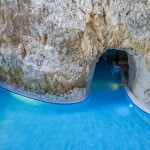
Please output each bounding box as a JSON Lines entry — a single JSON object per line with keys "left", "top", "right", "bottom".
{"left": 0, "top": 0, "right": 150, "bottom": 105}
{"left": 127, "top": 50, "right": 150, "bottom": 108}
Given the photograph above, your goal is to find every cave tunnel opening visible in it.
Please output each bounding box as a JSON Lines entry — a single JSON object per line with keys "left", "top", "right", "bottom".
{"left": 91, "top": 48, "right": 150, "bottom": 113}
{"left": 92, "top": 49, "right": 129, "bottom": 90}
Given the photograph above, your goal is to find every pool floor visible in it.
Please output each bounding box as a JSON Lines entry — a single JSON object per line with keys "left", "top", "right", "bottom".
{"left": 0, "top": 51, "right": 150, "bottom": 150}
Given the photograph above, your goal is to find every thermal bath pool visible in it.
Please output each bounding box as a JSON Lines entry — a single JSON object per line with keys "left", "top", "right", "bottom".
{"left": 0, "top": 51, "right": 150, "bottom": 150}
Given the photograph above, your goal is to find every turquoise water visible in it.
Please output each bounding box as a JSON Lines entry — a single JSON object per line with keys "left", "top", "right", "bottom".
{"left": 0, "top": 50, "right": 150, "bottom": 150}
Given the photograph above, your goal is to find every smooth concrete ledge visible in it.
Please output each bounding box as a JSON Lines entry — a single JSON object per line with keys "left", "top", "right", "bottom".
{"left": 113, "top": 65, "right": 150, "bottom": 115}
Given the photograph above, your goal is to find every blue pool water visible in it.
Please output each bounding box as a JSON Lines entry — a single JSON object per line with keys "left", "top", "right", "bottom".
{"left": 0, "top": 50, "right": 150, "bottom": 150}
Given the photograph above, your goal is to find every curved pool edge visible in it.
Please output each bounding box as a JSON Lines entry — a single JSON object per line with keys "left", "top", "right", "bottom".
{"left": 0, "top": 83, "right": 92, "bottom": 105}
{"left": 114, "top": 65, "right": 150, "bottom": 115}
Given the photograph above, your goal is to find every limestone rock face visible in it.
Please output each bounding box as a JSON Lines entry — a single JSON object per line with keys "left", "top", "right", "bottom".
{"left": 0, "top": 0, "right": 150, "bottom": 105}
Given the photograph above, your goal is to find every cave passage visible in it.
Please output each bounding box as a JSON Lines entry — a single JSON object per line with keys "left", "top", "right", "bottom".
{"left": 93, "top": 49, "right": 129, "bottom": 86}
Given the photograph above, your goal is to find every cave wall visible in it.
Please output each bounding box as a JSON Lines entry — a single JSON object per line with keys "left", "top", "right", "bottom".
{"left": 0, "top": 0, "right": 150, "bottom": 104}
{"left": 127, "top": 50, "right": 150, "bottom": 107}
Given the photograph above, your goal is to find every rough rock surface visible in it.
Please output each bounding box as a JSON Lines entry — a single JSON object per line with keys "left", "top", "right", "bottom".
{"left": 0, "top": 0, "right": 150, "bottom": 105}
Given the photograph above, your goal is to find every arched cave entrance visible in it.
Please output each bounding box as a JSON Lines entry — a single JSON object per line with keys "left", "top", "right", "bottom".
{"left": 93, "top": 49, "right": 129, "bottom": 89}
{"left": 91, "top": 48, "right": 150, "bottom": 111}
